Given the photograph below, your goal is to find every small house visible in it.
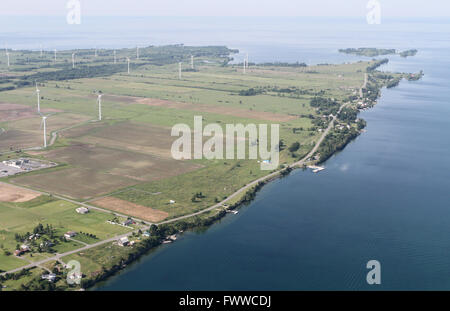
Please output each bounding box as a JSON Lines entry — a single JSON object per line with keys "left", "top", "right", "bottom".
{"left": 64, "top": 231, "right": 77, "bottom": 239}
{"left": 20, "top": 245, "right": 30, "bottom": 252}
{"left": 122, "top": 219, "right": 134, "bottom": 226}
{"left": 41, "top": 273, "right": 57, "bottom": 282}
{"left": 76, "top": 207, "right": 89, "bottom": 214}
{"left": 118, "top": 237, "right": 129, "bottom": 246}
{"left": 14, "top": 249, "right": 24, "bottom": 256}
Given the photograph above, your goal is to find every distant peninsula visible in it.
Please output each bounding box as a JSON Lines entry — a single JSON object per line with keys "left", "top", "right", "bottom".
{"left": 339, "top": 48, "right": 418, "bottom": 58}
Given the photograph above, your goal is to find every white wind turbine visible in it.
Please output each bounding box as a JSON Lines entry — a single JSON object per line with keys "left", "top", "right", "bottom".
{"left": 113, "top": 50, "right": 116, "bottom": 64}
{"left": 178, "top": 62, "right": 182, "bottom": 79}
{"left": 136, "top": 46, "right": 139, "bottom": 59}
{"left": 40, "top": 114, "right": 53, "bottom": 148}
{"left": 127, "top": 57, "right": 130, "bottom": 74}
{"left": 191, "top": 55, "right": 194, "bottom": 69}
{"left": 54, "top": 49, "right": 57, "bottom": 62}
{"left": 35, "top": 82, "right": 41, "bottom": 113}
{"left": 97, "top": 94, "right": 103, "bottom": 121}
{"left": 72, "top": 53, "right": 76, "bottom": 69}
{"left": 6, "top": 52, "right": 10, "bottom": 68}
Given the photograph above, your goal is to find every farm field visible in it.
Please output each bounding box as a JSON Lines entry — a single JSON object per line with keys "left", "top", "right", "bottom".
{"left": 1, "top": 45, "right": 368, "bottom": 229}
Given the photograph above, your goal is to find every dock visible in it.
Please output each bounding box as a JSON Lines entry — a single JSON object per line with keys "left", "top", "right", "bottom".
{"left": 307, "top": 165, "right": 325, "bottom": 173}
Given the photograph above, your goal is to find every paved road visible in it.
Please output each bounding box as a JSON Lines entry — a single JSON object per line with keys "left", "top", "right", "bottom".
{"left": 1, "top": 73, "right": 364, "bottom": 275}
{"left": 158, "top": 102, "right": 349, "bottom": 225}
{"left": 1, "top": 101, "right": 345, "bottom": 275}
{"left": 360, "top": 73, "right": 368, "bottom": 98}
{"left": 1, "top": 232, "right": 135, "bottom": 276}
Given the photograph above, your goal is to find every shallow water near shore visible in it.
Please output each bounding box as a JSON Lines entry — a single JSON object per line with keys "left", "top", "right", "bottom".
{"left": 93, "top": 19, "right": 450, "bottom": 290}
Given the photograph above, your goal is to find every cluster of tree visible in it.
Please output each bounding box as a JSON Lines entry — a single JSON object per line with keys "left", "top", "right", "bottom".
{"left": 367, "top": 59, "right": 389, "bottom": 72}
{"left": 191, "top": 192, "right": 206, "bottom": 202}
{"left": 386, "top": 77, "right": 402, "bottom": 88}
{"left": 338, "top": 107, "right": 358, "bottom": 123}
{"left": 356, "top": 119, "right": 367, "bottom": 130}
{"left": 399, "top": 49, "right": 418, "bottom": 58}
{"left": 15, "top": 224, "right": 55, "bottom": 242}
{"left": 363, "top": 80, "right": 382, "bottom": 102}
{"left": 405, "top": 70, "right": 424, "bottom": 81}
{"left": 288, "top": 142, "right": 301, "bottom": 153}
{"left": 238, "top": 87, "right": 264, "bottom": 96}
{"left": 0, "top": 267, "right": 32, "bottom": 282}
{"left": 182, "top": 68, "right": 199, "bottom": 72}
{"left": 318, "top": 127, "right": 360, "bottom": 162}
{"left": 339, "top": 48, "right": 396, "bottom": 57}
{"left": 278, "top": 139, "right": 286, "bottom": 151}
{"left": 310, "top": 96, "right": 340, "bottom": 115}
{"left": 312, "top": 117, "right": 329, "bottom": 129}
{"left": 280, "top": 166, "right": 293, "bottom": 177}
{"left": 237, "top": 85, "right": 322, "bottom": 99}
{"left": 79, "top": 232, "right": 98, "bottom": 240}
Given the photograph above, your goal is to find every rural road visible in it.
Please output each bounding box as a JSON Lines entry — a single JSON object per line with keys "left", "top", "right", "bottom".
{"left": 158, "top": 101, "right": 349, "bottom": 225}
{"left": 1, "top": 232, "right": 134, "bottom": 276}
{"left": 359, "top": 73, "right": 368, "bottom": 98}
{"left": 1, "top": 73, "right": 364, "bottom": 276}
{"left": 0, "top": 105, "right": 340, "bottom": 275}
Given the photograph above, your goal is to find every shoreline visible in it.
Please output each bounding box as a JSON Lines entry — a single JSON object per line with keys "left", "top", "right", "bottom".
{"left": 0, "top": 58, "right": 421, "bottom": 291}
{"left": 86, "top": 106, "right": 361, "bottom": 290}
{"left": 88, "top": 68, "right": 416, "bottom": 291}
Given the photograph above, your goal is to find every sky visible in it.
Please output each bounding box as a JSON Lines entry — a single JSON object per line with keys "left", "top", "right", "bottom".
{"left": 2, "top": 0, "right": 450, "bottom": 17}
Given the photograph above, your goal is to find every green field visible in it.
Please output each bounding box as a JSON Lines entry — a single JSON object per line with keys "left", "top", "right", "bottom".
{"left": 0, "top": 45, "right": 372, "bottom": 222}
{"left": 0, "top": 44, "right": 414, "bottom": 289}
{"left": 0, "top": 194, "right": 132, "bottom": 271}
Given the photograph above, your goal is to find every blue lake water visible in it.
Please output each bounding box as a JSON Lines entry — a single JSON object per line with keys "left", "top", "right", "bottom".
{"left": 3, "top": 16, "right": 449, "bottom": 290}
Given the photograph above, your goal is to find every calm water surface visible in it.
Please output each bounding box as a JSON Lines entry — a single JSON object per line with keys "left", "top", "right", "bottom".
{"left": 3, "top": 17, "right": 449, "bottom": 290}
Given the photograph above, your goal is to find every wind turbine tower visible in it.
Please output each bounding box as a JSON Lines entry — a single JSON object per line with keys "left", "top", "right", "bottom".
{"left": 72, "top": 53, "right": 76, "bottom": 69}
{"left": 40, "top": 44, "right": 43, "bottom": 57}
{"left": 54, "top": 49, "right": 57, "bottom": 62}
{"left": 41, "top": 115, "right": 48, "bottom": 148}
{"left": 127, "top": 57, "right": 130, "bottom": 74}
{"left": 178, "top": 62, "right": 182, "bottom": 79}
{"left": 6, "top": 52, "right": 10, "bottom": 68}
{"left": 191, "top": 55, "right": 194, "bottom": 69}
{"left": 136, "top": 46, "right": 139, "bottom": 59}
{"left": 36, "top": 82, "right": 41, "bottom": 113}
{"left": 97, "top": 94, "right": 103, "bottom": 121}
